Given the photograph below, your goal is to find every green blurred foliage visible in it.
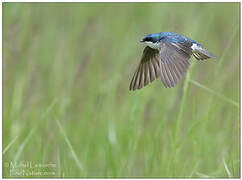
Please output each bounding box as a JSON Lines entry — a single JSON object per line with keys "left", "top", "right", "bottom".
{"left": 3, "top": 3, "right": 240, "bottom": 178}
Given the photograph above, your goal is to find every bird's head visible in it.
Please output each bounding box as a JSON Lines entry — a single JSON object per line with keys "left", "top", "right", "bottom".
{"left": 140, "top": 33, "right": 162, "bottom": 49}
{"left": 140, "top": 33, "right": 162, "bottom": 43}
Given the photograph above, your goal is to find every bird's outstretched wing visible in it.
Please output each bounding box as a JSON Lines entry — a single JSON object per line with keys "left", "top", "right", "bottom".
{"left": 129, "top": 46, "right": 161, "bottom": 91}
{"left": 129, "top": 40, "right": 193, "bottom": 90}
{"left": 158, "top": 41, "right": 193, "bottom": 88}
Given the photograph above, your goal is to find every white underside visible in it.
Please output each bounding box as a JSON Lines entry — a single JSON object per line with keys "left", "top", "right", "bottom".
{"left": 145, "top": 41, "right": 159, "bottom": 49}
{"left": 191, "top": 43, "right": 202, "bottom": 51}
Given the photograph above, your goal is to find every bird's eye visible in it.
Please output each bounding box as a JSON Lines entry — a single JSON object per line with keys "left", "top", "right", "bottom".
{"left": 145, "top": 37, "right": 152, "bottom": 42}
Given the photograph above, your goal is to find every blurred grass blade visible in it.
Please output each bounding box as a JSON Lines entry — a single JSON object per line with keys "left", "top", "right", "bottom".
{"left": 14, "top": 128, "right": 35, "bottom": 162}
{"left": 189, "top": 79, "right": 239, "bottom": 108}
{"left": 223, "top": 158, "right": 232, "bottom": 177}
{"left": 40, "top": 98, "right": 58, "bottom": 120}
{"left": 108, "top": 123, "right": 117, "bottom": 146}
{"left": 56, "top": 119, "right": 83, "bottom": 172}
{"left": 175, "top": 62, "right": 195, "bottom": 145}
{"left": 14, "top": 99, "right": 57, "bottom": 162}
{"left": 172, "top": 62, "right": 194, "bottom": 175}
{"left": 217, "top": 26, "right": 239, "bottom": 69}
{"left": 189, "top": 162, "right": 199, "bottom": 177}
{"left": 57, "top": 148, "right": 61, "bottom": 177}
{"left": 3, "top": 136, "right": 18, "bottom": 155}
{"left": 196, "top": 172, "right": 211, "bottom": 178}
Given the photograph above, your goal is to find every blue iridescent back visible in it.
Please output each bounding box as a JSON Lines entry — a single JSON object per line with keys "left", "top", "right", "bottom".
{"left": 161, "top": 32, "right": 200, "bottom": 45}
{"left": 145, "top": 32, "right": 200, "bottom": 45}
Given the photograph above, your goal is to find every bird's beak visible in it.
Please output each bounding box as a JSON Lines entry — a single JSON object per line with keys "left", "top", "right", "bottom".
{"left": 140, "top": 39, "right": 145, "bottom": 43}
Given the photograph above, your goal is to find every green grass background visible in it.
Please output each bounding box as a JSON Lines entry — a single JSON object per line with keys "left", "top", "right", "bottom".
{"left": 3, "top": 2, "right": 240, "bottom": 178}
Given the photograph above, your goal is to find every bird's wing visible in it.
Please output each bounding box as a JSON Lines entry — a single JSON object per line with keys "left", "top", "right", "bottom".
{"left": 129, "top": 46, "right": 161, "bottom": 91}
{"left": 158, "top": 41, "right": 193, "bottom": 88}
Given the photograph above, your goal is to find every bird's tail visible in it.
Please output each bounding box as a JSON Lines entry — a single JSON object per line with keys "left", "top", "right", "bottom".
{"left": 192, "top": 45, "right": 216, "bottom": 60}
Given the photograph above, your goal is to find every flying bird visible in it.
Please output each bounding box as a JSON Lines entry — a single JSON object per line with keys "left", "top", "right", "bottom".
{"left": 129, "top": 32, "right": 216, "bottom": 91}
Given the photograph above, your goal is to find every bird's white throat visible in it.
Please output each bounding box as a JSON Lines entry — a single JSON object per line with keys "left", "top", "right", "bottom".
{"left": 145, "top": 41, "right": 159, "bottom": 49}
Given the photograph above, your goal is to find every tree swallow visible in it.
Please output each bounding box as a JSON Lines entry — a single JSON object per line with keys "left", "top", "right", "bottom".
{"left": 129, "top": 32, "right": 216, "bottom": 91}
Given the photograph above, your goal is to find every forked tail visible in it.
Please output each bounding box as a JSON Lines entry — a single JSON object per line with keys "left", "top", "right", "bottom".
{"left": 192, "top": 44, "right": 216, "bottom": 60}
